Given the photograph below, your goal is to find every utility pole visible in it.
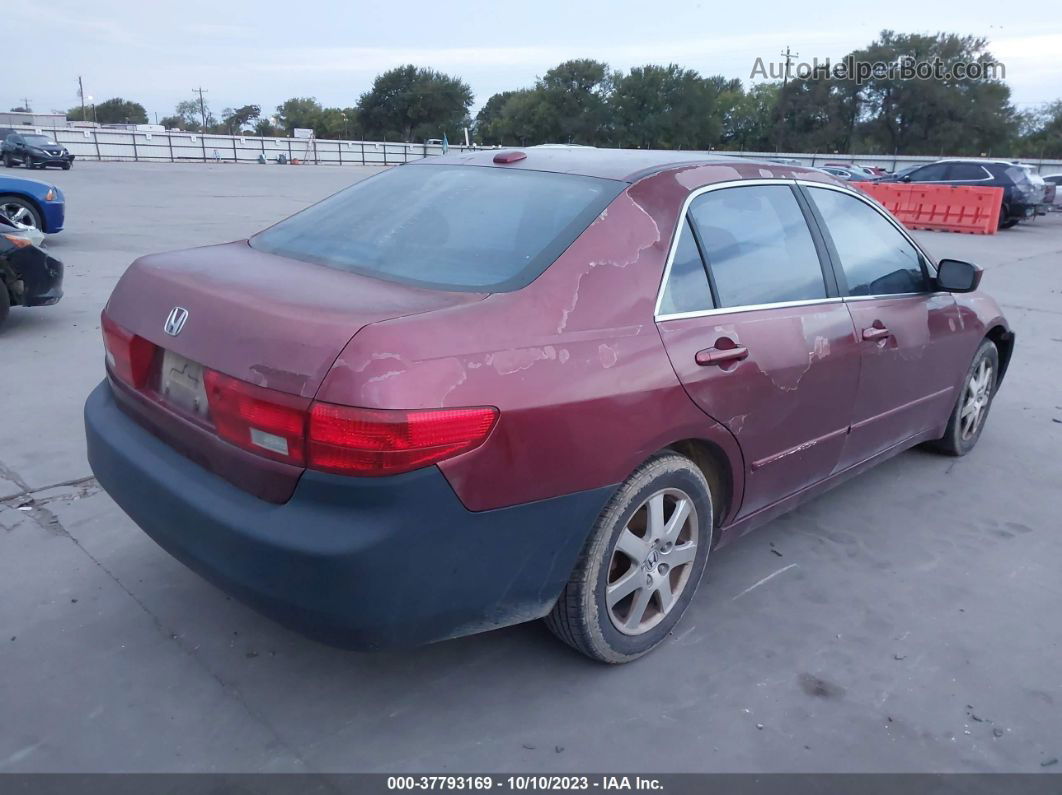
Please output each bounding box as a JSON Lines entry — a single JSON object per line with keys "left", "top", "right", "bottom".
{"left": 193, "top": 86, "right": 209, "bottom": 131}
{"left": 19, "top": 97, "right": 32, "bottom": 112}
{"left": 78, "top": 76, "right": 86, "bottom": 120}
{"left": 780, "top": 46, "right": 799, "bottom": 87}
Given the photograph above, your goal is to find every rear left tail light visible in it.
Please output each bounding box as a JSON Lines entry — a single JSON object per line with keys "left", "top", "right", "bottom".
{"left": 101, "top": 312, "right": 156, "bottom": 388}
{"left": 203, "top": 370, "right": 310, "bottom": 465}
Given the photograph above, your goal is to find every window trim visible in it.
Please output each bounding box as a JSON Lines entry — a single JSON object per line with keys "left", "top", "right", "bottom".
{"left": 796, "top": 180, "right": 942, "bottom": 300}
{"left": 654, "top": 179, "right": 839, "bottom": 321}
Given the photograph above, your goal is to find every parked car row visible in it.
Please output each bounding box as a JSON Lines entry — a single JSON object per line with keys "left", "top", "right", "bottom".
{"left": 0, "top": 174, "right": 66, "bottom": 330}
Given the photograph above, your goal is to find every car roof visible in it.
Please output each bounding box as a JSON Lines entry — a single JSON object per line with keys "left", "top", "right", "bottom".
{"left": 410, "top": 147, "right": 830, "bottom": 183}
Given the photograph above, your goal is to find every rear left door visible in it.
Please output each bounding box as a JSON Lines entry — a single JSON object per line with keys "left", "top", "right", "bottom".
{"left": 655, "top": 182, "right": 862, "bottom": 518}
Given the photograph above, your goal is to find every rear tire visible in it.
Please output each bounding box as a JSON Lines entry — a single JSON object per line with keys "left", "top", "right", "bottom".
{"left": 2, "top": 154, "right": 12, "bottom": 168}
{"left": 545, "top": 453, "right": 713, "bottom": 663}
{"left": 929, "top": 340, "right": 999, "bottom": 456}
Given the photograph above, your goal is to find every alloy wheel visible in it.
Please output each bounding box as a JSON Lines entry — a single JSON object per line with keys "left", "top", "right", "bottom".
{"left": 960, "top": 358, "right": 993, "bottom": 441}
{"left": 606, "top": 488, "right": 699, "bottom": 636}
{"left": 0, "top": 202, "right": 38, "bottom": 231}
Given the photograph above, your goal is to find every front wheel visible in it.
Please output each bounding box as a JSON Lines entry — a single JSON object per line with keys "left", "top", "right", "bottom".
{"left": 0, "top": 195, "right": 43, "bottom": 231}
{"left": 930, "top": 339, "right": 999, "bottom": 456}
{"left": 545, "top": 453, "right": 713, "bottom": 663}
{"left": 61, "top": 162, "right": 72, "bottom": 170}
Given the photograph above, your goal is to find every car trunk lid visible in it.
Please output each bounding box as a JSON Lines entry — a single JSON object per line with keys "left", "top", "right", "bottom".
{"left": 106, "top": 241, "right": 485, "bottom": 398}
{"left": 103, "top": 241, "right": 485, "bottom": 501}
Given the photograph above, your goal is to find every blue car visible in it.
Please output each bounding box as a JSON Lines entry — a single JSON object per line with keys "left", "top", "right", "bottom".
{"left": 0, "top": 175, "right": 65, "bottom": 234}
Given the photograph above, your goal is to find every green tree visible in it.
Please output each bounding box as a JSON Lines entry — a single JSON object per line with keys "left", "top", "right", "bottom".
{"left": 475, "top": 91, "right": 520, "bottom": 144}
{"left": 275, "top": 97, "right": 324, "bottom": 134}
{"left": 253, "top": 118, "right": 278, "bottom": 137}
{"left": 357, "top": 66, "right": 473, "bottom": 142}
{"left": 221, "top": 104, "right": 261, "bottom": 134}
{"left": 169, "top": 98, "right": 215, "bottom": 132}
{"left": 67, "top": 97, "right": 148, "bottom": 125}
{"left": 774, "top": 70, "right": 862, "bottom": 153}
{"left": 720, "top": 83, "right": 780, "bottom": 151}
{"left": 533, "top": 59, "right": 615, "bottom": 144}
{"left": 610, "top": 65, "right": 727, "bottom": 149}
{"left": 851, "top": 31, "right": 1017, "bottom": 156}
{"left": 1018, "top": 101, "right": 1062, "bottom": 158}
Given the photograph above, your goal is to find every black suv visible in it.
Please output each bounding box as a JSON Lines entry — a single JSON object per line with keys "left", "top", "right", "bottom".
{"left": 878, "top": 159, "right": 1045, "bottom": 229}
{"left": 2, "top": 132, "right": 74, "bottom": 170}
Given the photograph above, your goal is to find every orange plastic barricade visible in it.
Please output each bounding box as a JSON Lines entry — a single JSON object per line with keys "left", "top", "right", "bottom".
{"left": 852, "top": 182, "right": 1004, "bottom": 235}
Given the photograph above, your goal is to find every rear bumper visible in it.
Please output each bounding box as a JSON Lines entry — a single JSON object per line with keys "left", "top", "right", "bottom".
{"left": 85, "top": 382, "right": 614, "bottom": 649}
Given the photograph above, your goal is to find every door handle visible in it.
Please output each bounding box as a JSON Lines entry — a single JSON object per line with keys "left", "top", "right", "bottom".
{"left": 862, "top": 326, "right": 890, "bottom": 341}
{"left": 695, "top": 345, "right": 749, "bottom": 366}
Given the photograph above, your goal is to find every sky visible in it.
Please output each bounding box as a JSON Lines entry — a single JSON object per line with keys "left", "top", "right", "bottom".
{"left": 7, "top": 0, "right": 1062, "bottom": 125}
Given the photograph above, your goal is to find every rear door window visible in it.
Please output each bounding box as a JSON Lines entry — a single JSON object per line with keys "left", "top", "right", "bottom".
{"left": 807, "top": 187, "right": 928, "bottom": 296}
{"left": 250, "top": 164, "right": 623, "bottom": 292}
{"left": 687, "top": 185, "right": 827, "bottom": 308}
{"left": 658, "top": 219, "right": 714, "bottom": 316}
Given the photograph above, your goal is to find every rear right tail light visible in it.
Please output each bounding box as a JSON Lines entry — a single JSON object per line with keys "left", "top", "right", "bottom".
{"left": 308, "top": 404, "right": 499, "bottom": 476}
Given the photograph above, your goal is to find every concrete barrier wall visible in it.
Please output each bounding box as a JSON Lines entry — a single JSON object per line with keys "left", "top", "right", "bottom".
{"left": 19, "top": 127, "right": 1062, "bottom": 174}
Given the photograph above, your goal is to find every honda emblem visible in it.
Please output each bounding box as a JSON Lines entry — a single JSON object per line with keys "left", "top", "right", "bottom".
{"left": 164, "top": 306, "right": 189, "bottom": 336}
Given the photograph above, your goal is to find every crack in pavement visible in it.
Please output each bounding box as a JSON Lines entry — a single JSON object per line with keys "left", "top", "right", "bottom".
{"left": 12, "top": 483, "right": 315, "bottom": 774}
{"left": 0, "top": 457, "right": 32, "bottom": 495}
{"left": 0, "top": 476, "right": 100, "bottom": 507}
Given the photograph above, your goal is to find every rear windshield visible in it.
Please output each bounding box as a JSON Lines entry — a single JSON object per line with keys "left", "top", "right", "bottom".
{"left": 250, "top": 164, "right": 623, "bottom": 292}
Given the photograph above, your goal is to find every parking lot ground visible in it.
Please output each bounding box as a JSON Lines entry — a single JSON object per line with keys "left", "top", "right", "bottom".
{"left": 1, "top": 163, "right": 1061, "bottom": 772}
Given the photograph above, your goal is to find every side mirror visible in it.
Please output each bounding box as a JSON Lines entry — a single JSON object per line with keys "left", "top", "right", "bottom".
{"left": 937, "top": 259, "right": 983, "bottom": 293}
{"left": 901, "top": 174, "right": 912, "bottom": 183}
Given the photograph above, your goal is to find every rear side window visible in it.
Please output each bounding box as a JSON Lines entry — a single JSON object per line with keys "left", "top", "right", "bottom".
{"left": 947, "top": 163, "right": 990, "bottom": 181}
{"left": 658, "top": 219, "right": 714, "bottom": 316}
{"left": 808, "top": 187, "right": 927, "bottom": 296}
{"left": 250, "top": 164, "right": 623, "bottom": 292}
{"left": 688, "top": 185, "right": 826, "bottom": 308}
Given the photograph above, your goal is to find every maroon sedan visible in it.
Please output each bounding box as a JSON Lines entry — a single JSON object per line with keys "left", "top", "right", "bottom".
{"left": 85, "top": 149, "right": 1013, "bottom": 663}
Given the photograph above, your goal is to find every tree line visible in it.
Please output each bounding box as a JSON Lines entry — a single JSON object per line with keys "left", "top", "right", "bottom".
{"left": 57, "top": 31, "right": 1062, "bottom": 158}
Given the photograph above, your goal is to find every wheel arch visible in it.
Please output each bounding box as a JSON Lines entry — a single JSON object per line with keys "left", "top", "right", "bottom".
{"left": 984, "top": 324, "right": 1014, "bottom": 388}
{"left": 662, "top": 437, "right": 736, "bottom": 532}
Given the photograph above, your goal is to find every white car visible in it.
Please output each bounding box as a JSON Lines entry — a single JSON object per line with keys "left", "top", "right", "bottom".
{"left": 1043, "top": 174, "right": 1062, "bottom": 210}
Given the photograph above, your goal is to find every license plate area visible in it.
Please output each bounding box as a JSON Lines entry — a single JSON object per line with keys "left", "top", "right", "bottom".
{"left": 159, "top": 349, "right": 210, "bottom": 422}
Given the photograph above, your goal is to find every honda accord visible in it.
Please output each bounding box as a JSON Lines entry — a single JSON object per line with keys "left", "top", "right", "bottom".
{"left": 84, "top": 148, "right": 1013, "bottom": 662}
